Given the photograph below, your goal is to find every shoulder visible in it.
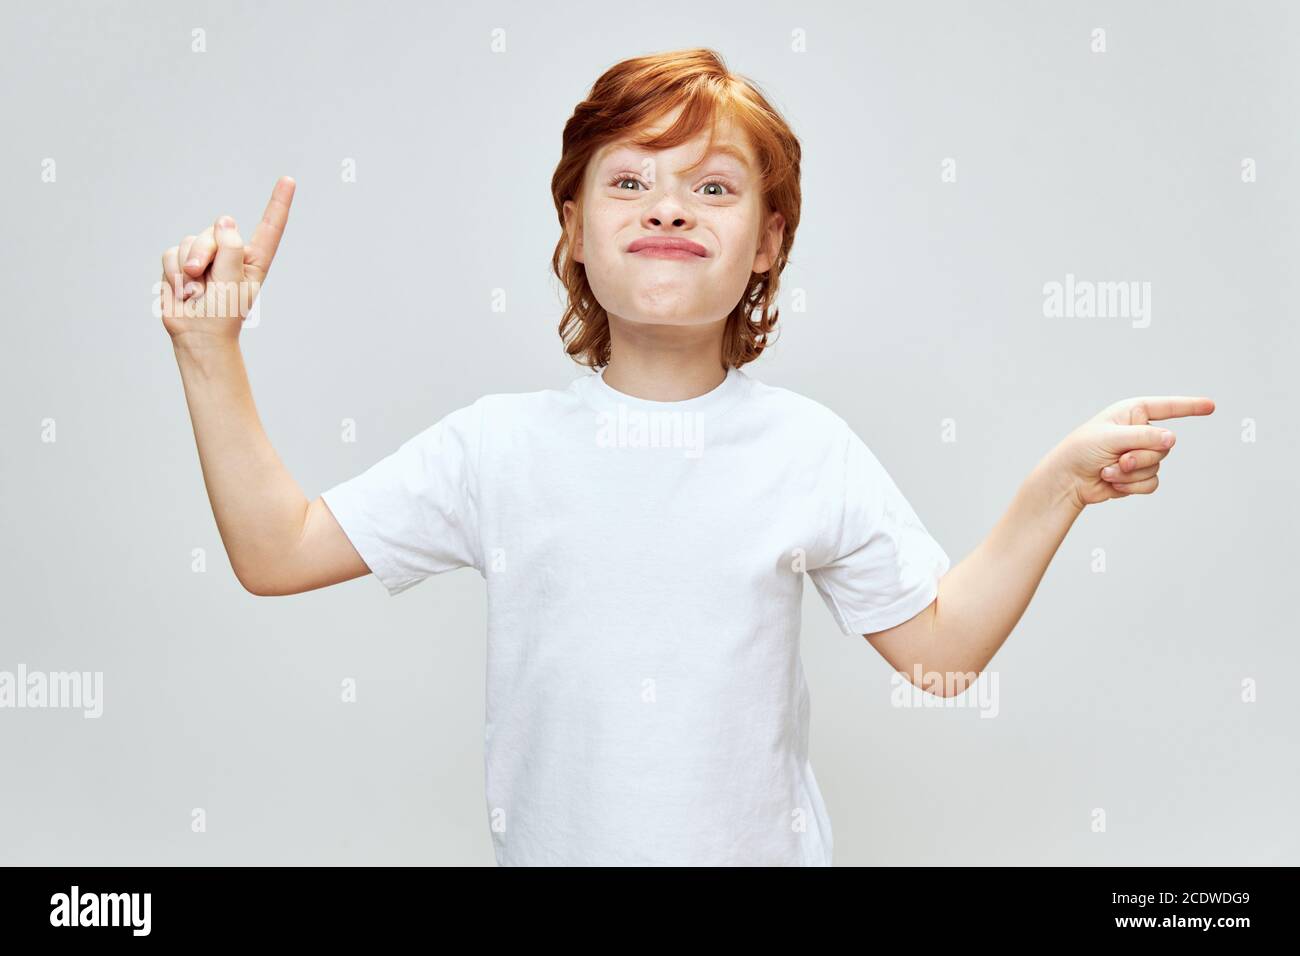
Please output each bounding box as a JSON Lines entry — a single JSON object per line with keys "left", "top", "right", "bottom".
{"left": 739, "top": 372, "right": 854, "bottom": 439}
{"left": 473, "top": 378, "right": 587, "bottom": 417}
{"left": 436, "top": 377, "right": 590, "bottom": 434}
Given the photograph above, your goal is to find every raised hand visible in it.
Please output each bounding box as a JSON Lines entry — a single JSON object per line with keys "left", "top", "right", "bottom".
{"left": 159, "top": 176, "right": 296, "bottom": 346}
{"left": 1048, "top": 396, "right": 1216, "bottom": 509}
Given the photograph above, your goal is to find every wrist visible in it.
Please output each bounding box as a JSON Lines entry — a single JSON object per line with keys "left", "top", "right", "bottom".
{"left": 1031, "top": 449, "right": 1086, "bottom": 518}
{"left": 172, "top": 334, "right": 243, "bottom": 378}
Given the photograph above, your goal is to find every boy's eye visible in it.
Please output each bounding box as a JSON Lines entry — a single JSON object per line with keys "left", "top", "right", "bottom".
{"left": 606, "top": 175, "right": 735, "bottom": 196}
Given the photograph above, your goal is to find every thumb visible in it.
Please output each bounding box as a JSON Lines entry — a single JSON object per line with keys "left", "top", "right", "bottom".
{"left": 1105, "top": 423, "right": 1174, "bottom": 453}
{"left": 211, "top": 216, "right": 246, "bottom": 284}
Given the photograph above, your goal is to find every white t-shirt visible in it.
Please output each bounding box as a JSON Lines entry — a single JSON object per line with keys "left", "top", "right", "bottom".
{"left": 320, "top": 366, "right": 950, "bottom": 866}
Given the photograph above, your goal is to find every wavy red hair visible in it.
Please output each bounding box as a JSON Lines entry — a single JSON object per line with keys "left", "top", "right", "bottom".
{"left": 550, "top": 48, "right": 802, "bottom": 370}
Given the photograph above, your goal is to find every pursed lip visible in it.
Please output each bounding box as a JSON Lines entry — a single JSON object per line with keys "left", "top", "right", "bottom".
{"left": 626, "top": 236, "right": 709, "bottom": 257}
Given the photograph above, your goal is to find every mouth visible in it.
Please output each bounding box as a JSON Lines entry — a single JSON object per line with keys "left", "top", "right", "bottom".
{"left": 626, "top": 237, "right": 708, "bottom": 259}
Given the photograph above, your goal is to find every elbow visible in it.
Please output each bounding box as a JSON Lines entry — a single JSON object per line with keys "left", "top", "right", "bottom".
{"left": 234, "top": 566, "right": 279, "bottom": 597}
{"left": 938, "top": 670, "right": 982, "bottom": 698}
{"left": 906, "top": 666, "right": 982, "bottom": 698}
{"left": 237, "top": 575, "right": 271, "bottom": 597}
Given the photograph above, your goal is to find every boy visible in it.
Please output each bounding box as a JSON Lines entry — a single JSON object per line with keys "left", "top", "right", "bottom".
{"left": 158, "top": 49, "right": 1214, "bottom": 866}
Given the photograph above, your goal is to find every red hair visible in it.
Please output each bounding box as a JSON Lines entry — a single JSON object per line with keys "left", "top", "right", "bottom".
{"left": 550, "top": 48, "right": 802, "bottom": 370}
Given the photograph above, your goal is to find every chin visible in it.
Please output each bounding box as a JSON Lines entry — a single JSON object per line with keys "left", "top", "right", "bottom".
{"left": 628, "top": 315, "right": 717, "bottom": 328}
{"left": 622, "top": 303, "right": 722, "bottom": 327}
{"left": 623, "top": 286, "right": 716, "bottom": 324}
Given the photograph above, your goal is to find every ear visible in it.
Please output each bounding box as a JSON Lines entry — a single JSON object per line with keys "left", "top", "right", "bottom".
{"left": 752, "top": 210, "right": 785, "bottom": 275}
{"left": 562, "top": 199, "right": 585, "bottom": 264}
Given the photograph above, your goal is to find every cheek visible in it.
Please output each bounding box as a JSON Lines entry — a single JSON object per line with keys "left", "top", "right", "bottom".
{"left": 716, "top": 229, "right": 761, "bottom": 274}
{"left": 582, "top": 210, "right": 623, "bottom": 263}
{"left": 719, "top": 208, "right": 763, "bottom": 255}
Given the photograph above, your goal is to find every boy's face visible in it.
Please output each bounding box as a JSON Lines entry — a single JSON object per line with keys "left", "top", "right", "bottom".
{"left": 563, "top": 106, "right": 785, "bottom": 331}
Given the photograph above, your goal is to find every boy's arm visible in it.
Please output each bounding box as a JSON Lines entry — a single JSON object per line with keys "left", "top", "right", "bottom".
{"left": 864, "top": 396, "right": 1215, "bottom": 695}
{"left": 864, "top": 456, "right": 1080, "bottom": 693}
{"left": 162, "top": 178, "right": 370, "bottom": 596}
{"left": 172, "top": 343, "right": 369, "bottom": 595}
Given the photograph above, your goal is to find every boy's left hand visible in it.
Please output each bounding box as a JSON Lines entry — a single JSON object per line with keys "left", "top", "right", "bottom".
{"left": 1047, "top": 396, "right": 1216, "bottom": 510}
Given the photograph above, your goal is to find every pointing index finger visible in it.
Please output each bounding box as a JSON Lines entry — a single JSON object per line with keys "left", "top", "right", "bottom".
{"left": 246, "top": 176, "right": 296, "bottom": 277}
{"left": 1130, "top": 396, "right": 1216, "bottom": 421}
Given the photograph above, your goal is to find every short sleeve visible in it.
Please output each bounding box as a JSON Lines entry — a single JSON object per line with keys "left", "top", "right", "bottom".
{"left": 808, "top": 421, "right": 950, "bottom": 636}
{"left": 320, "top": 401, "right": 484, "bottom": 595}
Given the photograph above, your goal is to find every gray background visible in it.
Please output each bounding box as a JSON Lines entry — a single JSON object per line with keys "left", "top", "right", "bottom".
{"left": 1, "top": 0, "right": 1295, "bottom": 865}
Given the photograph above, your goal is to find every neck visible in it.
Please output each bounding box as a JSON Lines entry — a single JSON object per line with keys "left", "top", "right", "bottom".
{"left": 602, "top": 315, "right": 728, "bottom": 401}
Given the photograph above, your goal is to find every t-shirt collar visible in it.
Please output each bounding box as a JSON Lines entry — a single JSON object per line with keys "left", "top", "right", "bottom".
{"left": 574, "top": 365, "right": 749, "bottom": 418}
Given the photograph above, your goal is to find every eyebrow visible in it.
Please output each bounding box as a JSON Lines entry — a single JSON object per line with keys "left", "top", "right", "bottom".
{"left": 602, "top": 142, "right": 753, "bottom": 175}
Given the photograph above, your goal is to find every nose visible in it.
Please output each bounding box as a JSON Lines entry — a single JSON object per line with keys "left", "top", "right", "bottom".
{"left": 643, "top": 190, "right": 693, "bottom": 230}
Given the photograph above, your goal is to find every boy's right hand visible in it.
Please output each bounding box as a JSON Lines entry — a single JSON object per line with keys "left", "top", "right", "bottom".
{"left": 160, "top": 176, "right": 296, "bottom": 348}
